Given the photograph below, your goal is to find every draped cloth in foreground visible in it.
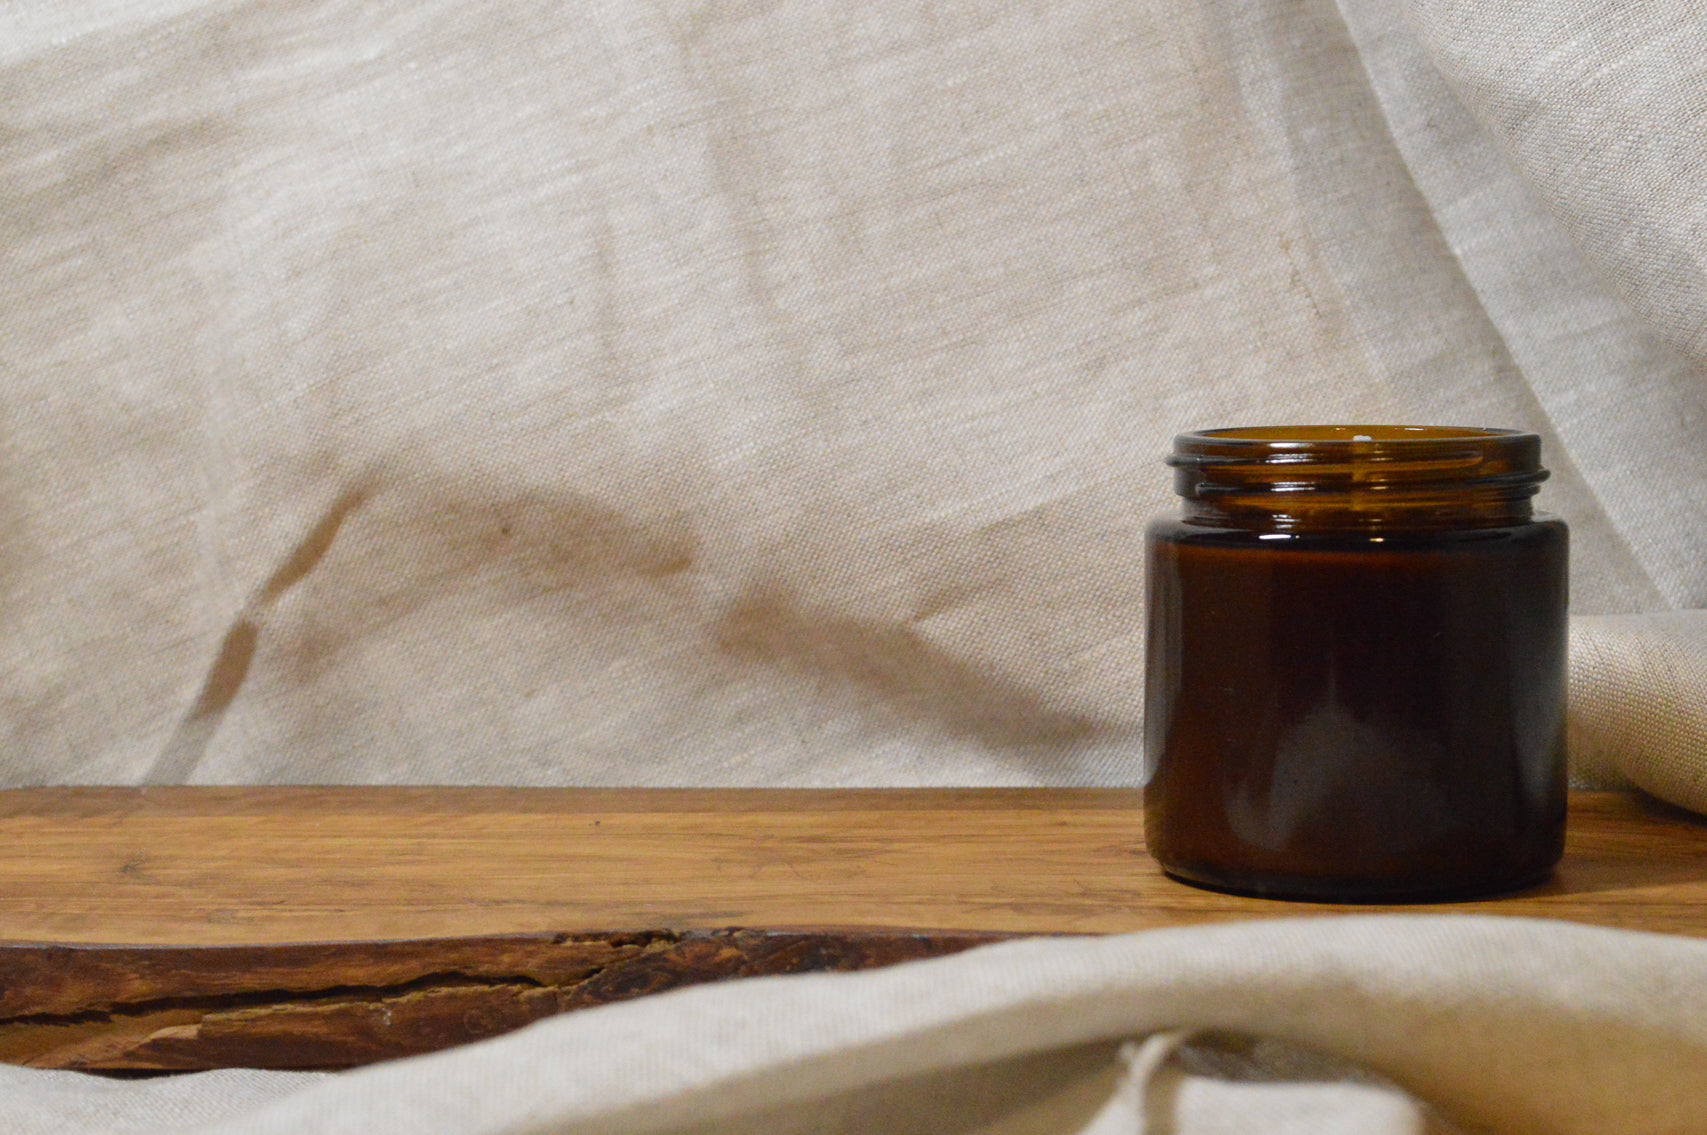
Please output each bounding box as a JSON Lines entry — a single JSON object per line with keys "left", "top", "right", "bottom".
{"left": 9, "top": 917, "right": 1707, "bottom": 1135}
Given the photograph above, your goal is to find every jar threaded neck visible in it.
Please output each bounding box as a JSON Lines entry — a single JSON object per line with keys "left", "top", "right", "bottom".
{"left": 1168, "top": 426, "right": 1547, "bottom": 530}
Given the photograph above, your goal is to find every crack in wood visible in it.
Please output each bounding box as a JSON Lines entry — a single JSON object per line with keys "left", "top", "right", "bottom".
{"left": 0, "top": 929, "right": 999, "bottom": 1071}
{"left": 0, "top": 969, "right": 564, "bottom": 1028}
{"left": 0, "top": 930, "right": 681, "bottom": 1017}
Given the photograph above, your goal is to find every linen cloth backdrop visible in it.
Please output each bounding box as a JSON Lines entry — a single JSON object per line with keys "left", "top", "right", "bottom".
{"left": 4, "top": 0, "right": 1707, "bottom": 1131}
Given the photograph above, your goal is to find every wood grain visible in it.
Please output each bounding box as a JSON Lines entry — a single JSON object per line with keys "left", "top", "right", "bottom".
{"left": 1, "top": 788, "right": 1703, "bottom": 1070}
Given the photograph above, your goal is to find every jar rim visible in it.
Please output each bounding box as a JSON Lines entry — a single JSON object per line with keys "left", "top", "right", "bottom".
{"left": 1168, "top": 425, "right": 1541, "bottom": 468}
{"left": 1166, "top": 425, "right": 1548, "bottom": 528}
{"left": 1178, "top": 424, "right": 1530, "bottom": 448}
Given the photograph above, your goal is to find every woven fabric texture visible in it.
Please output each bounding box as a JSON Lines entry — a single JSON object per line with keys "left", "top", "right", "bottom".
{"left": 1, "top": 0, "right": 1702, "bottom": 789}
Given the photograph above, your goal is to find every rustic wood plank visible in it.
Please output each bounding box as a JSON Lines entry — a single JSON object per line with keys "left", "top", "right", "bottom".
{"left": 0, "top": 788, "right": 1702, "bottom": 1071}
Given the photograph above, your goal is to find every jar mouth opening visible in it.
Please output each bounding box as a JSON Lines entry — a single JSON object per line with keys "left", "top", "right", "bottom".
{"left": 1182, "top": 425, "right": 1524, "bottom": 447}
{"left": 1169, "top": 425, "right": 1541, "bottom": 469}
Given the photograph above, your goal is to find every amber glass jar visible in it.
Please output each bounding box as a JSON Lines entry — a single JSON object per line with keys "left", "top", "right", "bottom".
{"left": 1144, "top": 426, "right": 1568, "bottom": 901}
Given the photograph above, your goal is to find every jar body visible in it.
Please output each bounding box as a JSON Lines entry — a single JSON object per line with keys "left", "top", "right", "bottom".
{"left": 1144, "top": 429, "right": 1568, "bottom": 901}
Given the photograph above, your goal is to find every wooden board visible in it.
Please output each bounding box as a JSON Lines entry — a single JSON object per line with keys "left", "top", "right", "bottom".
{"left": 1, "top": 788, "right": 1704, "bottom": 1071}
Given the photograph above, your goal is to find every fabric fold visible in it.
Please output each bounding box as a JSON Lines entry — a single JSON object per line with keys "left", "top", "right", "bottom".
{"left": 1569, "top": 610, "right": 1707, "bottom": 808}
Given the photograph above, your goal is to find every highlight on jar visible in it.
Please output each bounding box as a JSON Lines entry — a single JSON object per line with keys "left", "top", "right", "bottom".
{"left": 1142, "top": 426, "right": 1568, "bottom": 902}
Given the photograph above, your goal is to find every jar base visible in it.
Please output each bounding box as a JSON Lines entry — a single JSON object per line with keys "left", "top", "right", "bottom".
{"left": 1157, "top": 863, "right": 1556, "bottom": 905}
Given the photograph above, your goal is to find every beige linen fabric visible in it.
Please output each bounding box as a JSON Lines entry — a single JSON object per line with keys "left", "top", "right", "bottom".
{"left": 8, "top": 916, "right": 1707, "bottom": 1135}
{"left": 1411, "top": 0, "right": 1707, "bottom": 369}
{"left": 1569, "top": 611, "right": 1707, "bottom": 809}
{"left": 0, "top": 0, "right": 1699, "bottom": 790}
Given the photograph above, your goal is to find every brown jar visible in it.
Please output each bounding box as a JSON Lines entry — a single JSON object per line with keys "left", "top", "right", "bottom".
{"left": 1143, "top": 426, "right": 1568, "bottom": 901}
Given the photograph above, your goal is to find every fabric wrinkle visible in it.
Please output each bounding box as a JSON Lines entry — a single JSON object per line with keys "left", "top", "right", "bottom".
{"left": 144, "top": 484, "right": 367, "bottom": 784}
